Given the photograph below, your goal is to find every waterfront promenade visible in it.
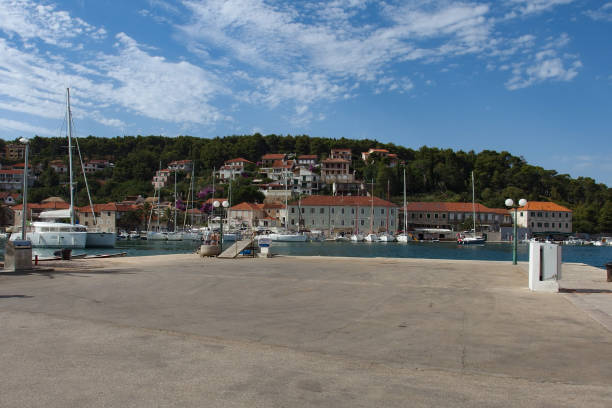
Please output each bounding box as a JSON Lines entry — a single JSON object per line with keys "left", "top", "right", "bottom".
{"left": 1, "top": 255, "right": 611, "bottom": 407}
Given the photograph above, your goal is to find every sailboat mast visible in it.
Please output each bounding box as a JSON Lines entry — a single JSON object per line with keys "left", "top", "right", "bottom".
{"left": 157, "top": 161, "right": 161, "bottom": 232}
{"left": 174, "top": 170, "right": 177, "bottom": 232}
{"left": 66, "top": 88, "right": 75, "bottom": 225}
{"left": 370, "top": 179, "right": 374, "bottom": 233}
{"left": 472, "top": 171, "right": 476, "bottom": 236}
{"left": 403, "top": 168, "right": 407, "bottom": 233}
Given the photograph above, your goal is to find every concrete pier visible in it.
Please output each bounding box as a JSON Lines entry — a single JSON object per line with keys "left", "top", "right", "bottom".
{"left": 1, "top": 255, "right": 611, "bottom": 407}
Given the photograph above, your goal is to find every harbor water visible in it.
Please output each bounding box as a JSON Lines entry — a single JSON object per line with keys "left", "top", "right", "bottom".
{"left": 1, "top": 240, "right": 611, "bottom": 269}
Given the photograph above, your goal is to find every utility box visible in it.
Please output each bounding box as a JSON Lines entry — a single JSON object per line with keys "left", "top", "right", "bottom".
{"left": 529, "top": 242, "right": 562, "bottom": 292}
{"left": 3, "top": 240, "right": 33, "bottom": 272}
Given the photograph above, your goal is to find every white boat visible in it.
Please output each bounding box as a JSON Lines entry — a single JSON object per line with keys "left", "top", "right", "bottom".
{"left": 378, "top": 233, "right": 396, "bottom": 242}
{"left": 181, "top": 231, "right": 202, "bottom": 241}
{"left": 458, "top": 172, "right": 486, "bottom": 245}
{"left": 147, "top": 231, "right": 167, "bottom": 240}
{"left": 350, "top": 234, "right": 364, "bottom": 242}
{"left": 335, "top": 234, "right": 350, "bottom": 242}
{"left": 11, "top": 221, "right": 87, "bottom": 248}
{"left": 458, "top": 235, "right": 486, "bottom": 245}
{"left": 364, "top": 233, "right": 379, "bottom": 242}
{"left": 128, "top": 231, "right": 140, "bottom": 240}
{"left": 396, "top": 234, "right": 409, "bottom": 243}
{"left": 266, "top": 232, "right": 307, "bottom": 242}
{"left": 166, "top": 231, "right": 183, "bottom": 241}
{"left": 0, "top": 232, "right": 8, "bottom": 240}
{"left": 85, "top": 228, "right": 116, "bottom": 248}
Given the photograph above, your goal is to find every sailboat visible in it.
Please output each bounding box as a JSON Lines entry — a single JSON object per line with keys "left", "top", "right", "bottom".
{"left": 147, "top": 162, "right": 167, "bottom": 240}
{"left": 350, "top": 201, "right": 364, "bottom": 242}
{"left": 457, "top": 171, "right": 486, "bottom": 245}
{"left": 397, "top": 168, "right": 410, "bottom": 243}
{"left": 166, "top": 170, "right": 183, "bottom": 241}
{"left": 181, "top": 164, "right": 202, "bottom": 241}
{"left": 10, "top": 88, "right": 87, "bottom": 248}
{"left": 364, "top": 179, "right": 379, "bottom": 242}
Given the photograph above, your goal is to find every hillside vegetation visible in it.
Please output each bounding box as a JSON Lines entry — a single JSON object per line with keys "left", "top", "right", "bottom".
{"left": 4, "top": 134, "right": 611, "bottom": 233}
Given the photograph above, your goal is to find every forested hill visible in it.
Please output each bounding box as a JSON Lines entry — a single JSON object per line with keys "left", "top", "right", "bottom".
{"left": 4, "top": 134, "right": 611, "bottom": 233}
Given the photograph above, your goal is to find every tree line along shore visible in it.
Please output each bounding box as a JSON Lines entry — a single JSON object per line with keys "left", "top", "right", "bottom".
{"left": 0, "top": 134, "right": 610, "bottom": 234}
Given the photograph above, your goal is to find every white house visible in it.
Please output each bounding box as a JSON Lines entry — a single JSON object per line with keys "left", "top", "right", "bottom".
{"left": 515, "top": 201, "right": 572, "bottom": 235}
{"left": 287, "top": 195, "right": 398, "bottom": 234}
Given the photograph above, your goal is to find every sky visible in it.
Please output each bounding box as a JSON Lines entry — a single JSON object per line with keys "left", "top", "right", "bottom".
{"left": 0, "top": 0, "right": 610, "bottom": 186}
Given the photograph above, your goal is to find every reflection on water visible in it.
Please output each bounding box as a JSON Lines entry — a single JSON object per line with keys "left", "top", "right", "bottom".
{"left": 0, "top": 239, "right": 610, "bottom": 269}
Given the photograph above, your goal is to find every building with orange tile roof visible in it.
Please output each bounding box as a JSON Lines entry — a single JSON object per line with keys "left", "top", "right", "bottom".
{"left": 515, "top": 201, "right": 572, "bottom": 235}
{"left": 361, "top": 148, "right": 399, "bottom": 166}
{"left": 217, "top": 157, "right": 254, "bottom": 180}
{"left": 287, "top": 195, "right": 398, "bottom": 234}
{"left": 228, "top": 202, "right": 265, "bottom": 227}
{"left": 402, "top": 202, "right": 512, "bottom": 236}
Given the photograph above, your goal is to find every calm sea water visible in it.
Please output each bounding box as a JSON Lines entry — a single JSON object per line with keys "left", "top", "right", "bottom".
{"left": 1, "top": 240, "right": 610, "bottom": 269}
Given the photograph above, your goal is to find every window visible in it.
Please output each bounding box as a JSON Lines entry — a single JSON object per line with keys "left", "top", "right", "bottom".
{"left": 566, "top": 213, "right": 569, "bottom": 218}
{"left": 544, "top": 223, "right": 549, "bottom": 227}
{"left": 531, "top": 212, "right": 535, "bottom": 216}
{"left": 380, "top": 220, "right": 384, "bottom": 226}
{"left": 361, "top": 208, "right": 364, "bottom": 215}
{"left": 331, "top": 208, "right": 334, "bottom": 214}
{"left": 426, "top": 214, "right": 431, "bottom": 219}
{"left": 537, "top": 222, "right": 542, "bottom": 227}
{"left": 434, "top": 214, "right": 438, "bottom": 219}
{"left": 565, "top": 223, "right": 568, "bottom": 228}
{"left": 310, "top": 208, "right": 315, "bottom": 214}
{"left": 291, "top": 219, "right": 295, "bottom": 225}
{"left": 291, "top": 207, "right": 295, "bottom": 213}
{"left": 351, "top": 220, "right": 354, "bottom": 226}
{"left": 107, "top": 212, "right": 111, "bottom": 216}
{"left": 361, "top": 220, "right": 364, "bottom": 226}
{"left": 320, "top": 208, "right": 325, "bottom": 214}
{"left": 412, "top": 213, "right": 415, "bottom": 218}
{"left": 545, "top": 213, "right": 548, "bottom": 218}
{"left": 341, "top": 220, "right": 344, "bottom": 226}
{"left": 538, "top": 212, "right": 542, "bottom": 217}
{"left": 449, "top": 213, "right": 454, "bottom": 219}
{"left": 341, "top": 208, "right": 345, "bottom": 214}
{"left": 312, "top": 219, "right": 315, "bottom": 225}
{"left": 380, "top": 209, "right": 385, "bottom": 215}
{"left": 531, "top": 222, "right": 534, "bottom": 227}
{"left": 419, "top": 214, "right": 423, "bottom": 218}
{"left": 301, "top": 208, "right": 305, "bottom": 214}
{"left": 520, "top": 212, "right": 523, "bottom": 217}
{"left": 331, "top": 219, "right": 334, "bottom": 225}
{"left": 351, "top": 208, "right": 355, "bottom": 214}
{"left": 442, "top": 214, "right": 446, "bottom": 218}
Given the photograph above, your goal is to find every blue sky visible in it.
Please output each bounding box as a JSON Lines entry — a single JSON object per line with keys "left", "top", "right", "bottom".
{"left": 0, "top": 0, "right": 610, "bottom": 185}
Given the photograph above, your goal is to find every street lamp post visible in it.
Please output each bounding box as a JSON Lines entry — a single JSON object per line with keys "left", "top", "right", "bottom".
{"left": 213, "top": 200, "right": 229, "bottom": 252}
{"left": 19, "top": 137, "right": 30, "bottom": 240}
{"left": 505, "top": 198, "right": 527, "bottom": 265}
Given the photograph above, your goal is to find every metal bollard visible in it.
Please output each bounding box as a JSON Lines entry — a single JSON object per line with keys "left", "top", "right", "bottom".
{"left": 606, "top": 262, "right": 612, "bottom": 283}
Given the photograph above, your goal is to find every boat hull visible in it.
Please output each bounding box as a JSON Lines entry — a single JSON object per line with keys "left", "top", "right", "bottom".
{"left": 269, "top": 233, "right": 307, "bottom": 242}
{"left": 85, "top": 232, "right": 116, "bottom": 248}
{"left": 11, "top": 231, "right": 87, "bottom": 249}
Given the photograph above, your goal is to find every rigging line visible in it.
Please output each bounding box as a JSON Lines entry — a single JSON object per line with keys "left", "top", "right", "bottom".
{"left": 71, "top": 117, "right": 97, "bottom": 226}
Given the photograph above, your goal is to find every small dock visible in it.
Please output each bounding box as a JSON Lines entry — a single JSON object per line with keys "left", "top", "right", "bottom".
{"left": 217, "top": 238, "right": 255, "bottom": 258}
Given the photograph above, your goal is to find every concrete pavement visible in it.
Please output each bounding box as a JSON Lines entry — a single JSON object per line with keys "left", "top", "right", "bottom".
{"left": 1, "top": 255, "right": 611, "bottom": 407}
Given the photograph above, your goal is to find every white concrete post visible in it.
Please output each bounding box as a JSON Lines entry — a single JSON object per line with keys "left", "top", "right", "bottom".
{"left": 529, "top": 242, "right": 561, "bottom": 292}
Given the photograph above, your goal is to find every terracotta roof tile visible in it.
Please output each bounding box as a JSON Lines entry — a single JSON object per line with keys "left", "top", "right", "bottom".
{"left": 261, "top": 153, "right": 286, "bottom": 160}
{"left": 292, "top": 195, "right": 397, "bottom": 207}
{"left": 518, "top": 201, "right": 572, "bottom": 212}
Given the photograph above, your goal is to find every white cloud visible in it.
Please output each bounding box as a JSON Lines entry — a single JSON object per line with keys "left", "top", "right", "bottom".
{"left": 0, "top": 117, "right": 54, "bottom": 136}
{"left": 585, "top": 2, "right": 612, "bottom": 22}
{"left": 94, "top": 33, "right": 228, "bottom": 124}
{"left": 0, "top": 0, "right": 106, "bottom": 46}
{"left": 506, "top": 54, "right": 581, "bottom": 90}
{"left": 508, "top": 0, "right": 574, "bottom": 15}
